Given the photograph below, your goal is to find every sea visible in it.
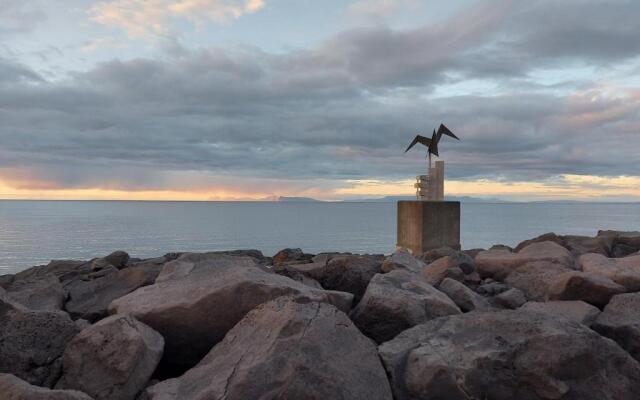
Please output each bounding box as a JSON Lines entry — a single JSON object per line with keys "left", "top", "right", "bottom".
{"left": 1, "top": 200, "right": 639, "bottom": 274}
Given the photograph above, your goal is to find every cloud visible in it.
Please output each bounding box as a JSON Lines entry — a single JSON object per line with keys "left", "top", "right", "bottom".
{"left": 347, "top": 0, "right": 417, "bottom": 19}
{"left": 90, "top": 0, "right": 265, "bottom": 37}
{"left": 1, "top": 0, "right": 640, "bottom": 199}
{"left": 0, "top": 0, "right": 46, "bottom": 36}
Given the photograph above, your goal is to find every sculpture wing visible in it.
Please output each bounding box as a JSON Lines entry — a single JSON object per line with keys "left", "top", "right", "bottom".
{"left": 437, "top": 124, "right": 460, "bottom": 140}
{"left": 429, "top": 129, "right": 439, "bottom": 157}
{"left": 404, "top": 134, "right": 431, "bottom": 153}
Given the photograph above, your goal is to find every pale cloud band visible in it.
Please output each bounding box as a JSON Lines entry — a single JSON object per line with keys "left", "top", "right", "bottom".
{"left": 90, "top": 0, "right": 265, "bottom": 36}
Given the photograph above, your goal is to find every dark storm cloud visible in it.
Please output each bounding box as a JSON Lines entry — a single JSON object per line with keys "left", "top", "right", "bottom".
{"left": 1, "top": 0, "right": 640, "bottom": 190}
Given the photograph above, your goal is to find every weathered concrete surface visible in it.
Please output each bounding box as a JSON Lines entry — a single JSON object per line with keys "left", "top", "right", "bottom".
{"left": 142, "top": 298, "right": 393, "bottom": 400}
{"left": 57, "top": 314, "right": 164, "bottom": 400}
{"left": 397, "top": 201, "right": 460, "bottom": 254}
{"left": 379, "top": 310, "right": 640, "bottom": 400}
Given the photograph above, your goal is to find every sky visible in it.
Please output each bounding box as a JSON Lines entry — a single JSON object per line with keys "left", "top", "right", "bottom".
{"left": 0, "top": 0, "right": 639, "bottom": 201}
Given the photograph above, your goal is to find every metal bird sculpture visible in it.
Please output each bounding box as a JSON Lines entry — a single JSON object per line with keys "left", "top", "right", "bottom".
{"left": 405, "top": 123, "right": 459, "bottom": 156}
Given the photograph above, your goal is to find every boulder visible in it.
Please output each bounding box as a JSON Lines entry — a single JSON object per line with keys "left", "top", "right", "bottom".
{"left": 515, "top": 232, "right": 613, "bottom": 256}
{"left": 272, "top": 248, "right": 313, "bottom": 266}
{"left": 381, "top": 249, "right": 425, "bottom": 273}
{"left": 0, "top": 373, "right": 93, "bottom": 400}
{"left": 5, "top": 273, "right": 65, "bottom": 311}
{"left": 592, "top": 293, "right": 640, "bottom": 361}
{"left": 101, "top": 251, "right": 130, "bottom": 269}
{"left": 598, "top": 230, "right": 640, "bottom": 257}
{"left": 521, "top": 301, "right": 600, "bottom": 325}
{"left": 475, "top": 279, "right": 510, "bottom": 296}
{"left": 437, "top": 277, "right": 490, "bottom": 312}
{"left": 15, "top": 260, "right": 90, "bottom": 284}
{"left": 109, "top": 261, "right": 353, "bottom": 372}
{"left": 476, "top": 241, "right": 575, "bottom": 280}
{"left": 57, "top": 314, "right": 164, "bottom": 400}
{"left": 272, "top": 266, "right": 323, "bottom": 289}
{"left": 548, "top": 271, "right": 626, "bottom": 308}
{"left": 0, "top": 273, "right": 14, "bottom": 288}
{"left": 142, "top": 297, "right": 392, "bottom": 400}
{"left": 320, "top": 254, "right": 384, "bottom": 302}
{"left": 350, "top": 270, "right": 460, "bottom": 343}
{"left": 578, "top": 252, "right": 640, "bottom": 291}
{"left": 379, "top": 310, "right": 640, "bottom": 400}
{"left": 311, "top": 252, "right": 350, "bottom": 264}
{"left": 0, "top": 290, "right": 80, "bottom": 387}
{"left": 419, "top": 246, "right": 457, "bottom": 265}
{"left": 155, "top": 253, "right": 258, "bottom": 283}
{"left": 420, "top": 252, "right": 475, "bottom": 286}
{"left": 65, "top": 264, "right": 162, "bottom": 322}
{"left": 273, "top": 261, "right": 328, "bottom": 282}
{"left": 504, "top": 261, "right": 573, "bottom": 301}
{"left": 493, "top": 287, "right": 527, "bottom": 309}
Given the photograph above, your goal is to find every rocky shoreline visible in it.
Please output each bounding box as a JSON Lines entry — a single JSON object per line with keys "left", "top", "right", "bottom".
{"left": 1, "top": 230, "right": 640, "bottom": 399}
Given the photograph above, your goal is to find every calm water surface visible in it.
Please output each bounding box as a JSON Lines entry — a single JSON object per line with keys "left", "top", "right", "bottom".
{"left": 1, "top": 200, "right": 639, "bottom": 274}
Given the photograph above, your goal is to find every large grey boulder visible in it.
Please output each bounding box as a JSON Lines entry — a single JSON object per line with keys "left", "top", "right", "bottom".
{"left": 5, "top": 273, "right": 65, "bottom": 311}
{"left": 350, "top": 270, "right": 460, "bottom": 343}
{"left": 521, "top": 301, "right": 600, "bottom": 325}
{"left": 64, "top": 263, "right": 162, "bottom": 322}
{"left": 598, "top": 230, "right": 640, "bottom": 257}
{"left": 379, "top": 310, "right": 640, "bottom": 400}
{"left": 381, "top": 249, "right": 425, "bottom": 273}
{"left": 492, "top": 287, "right": 527, "bottom": 309}
{"left": 142, "top": 297, "right": 392, "bottom": 400}
{"left": 548, "top": 271, "right": 626, "bottom": 308}
{"left": 57, "top": 314, "right": 163, "bottom": 400}
{"left": 476, "top": 241, "right": 575, "bottom": 280}
{"left": 320, "top": 254, "right": 384, "bottom": 302}
{"left": 0, "top": 373, "right": 93, "bottom": 400}
{"left": 109, "top": 261, "right": 353, "bottom": 371}
{"left": 15, "top": 260, "right": 90, "bottom": 284}
{"left": 0, "top": 290, "right": 80, "bottom": 387}
{"left": 155, "top": 252, "right": 258, "bottom": 282}
{"left": 437, "top": 277, "right": 490, "bottom": 312}
{"left": 578, "top": 253, "right": 640, "bottom": 291}
{"left": 592, "top": 293, "right": 640, "bottom": 361}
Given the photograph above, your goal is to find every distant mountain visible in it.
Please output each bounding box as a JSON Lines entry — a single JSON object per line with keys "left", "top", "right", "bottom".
{"left": 343, "top": 195, "right": 510, "bottom": 203}
{"left": 277, "top": 196, "right": 322, "bottom": 202}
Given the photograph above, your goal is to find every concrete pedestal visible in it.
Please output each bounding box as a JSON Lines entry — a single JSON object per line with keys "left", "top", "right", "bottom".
{"left": 397, "top": 201, "right": 460, "bottom": 255}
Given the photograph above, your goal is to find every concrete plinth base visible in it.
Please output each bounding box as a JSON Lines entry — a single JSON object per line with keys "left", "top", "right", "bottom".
{"left": 397, "top": 201, "right": 460, "bottom": 255}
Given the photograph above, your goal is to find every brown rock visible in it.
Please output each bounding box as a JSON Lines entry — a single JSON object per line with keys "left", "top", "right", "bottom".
{"left": 548, "top": 271, "right": 626, "bottom": 308}
{"left": 476, "top": 241, "right": 575, "bottom": 280}
{"left": 592, "top": 293, "right": 640, "bottom": 361}
{"left": 379, "top": 310, "right": 640, "bottom": 400}
{"left": 350, "top": 271, "right": 461, "bottom": 343}
{"left": 143, "top": 298, "right": 392, "bottom": 400}
{"left": 57, "top": 314, "right": 163, "bottom": 400}
{"left": 420, "top": 252, "right": 475, "bottom": 286}
{"left": 520, "top": 301, "right": 600, "bottom": 325}
{"left": 0, "top": 373, "right": 93, "bottom": 400}
{"left": 504, "top": 260, "right": 573, "bottom": 301}
{"left": 272, "top": 248, "right": 313, "bottom": 266}
{"left": 493, "top": 287, "right": 527, "bottom": 309}
{"left": 578, "top": 253, "right": 640, "bottom": 291}
{"left": 381, "top": 249, "right": 426, "bottom": 273}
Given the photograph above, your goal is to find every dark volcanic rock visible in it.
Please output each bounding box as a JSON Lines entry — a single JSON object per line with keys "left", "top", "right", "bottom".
{"left": 419, "top": 246, "right": 457, "bottom": 265}
{"left": 0, "top": 290, "right": 80, "bottom": 387}
{"left": 578, "top": 252, "right": 640, "bottom": 291}
{"left": 57, "top": 314, "right": 164, "bottom": 400}
{"left": 109, "top": 260, "right": 353, "bottom": 373}
{"left": 64, "top": 264, "right": 162, "bottom": 322}
{"left": 381, "top": 249, "right": 425, "bottom": 273}
{"left": 350, "top": 270, "right": 460, "bottom": 343}
{"left": 142, "top": 297, "right": 392, "bottom": 400}
{"left": 504, "top": 260, "right": 573, "bottom": 301}
{"left": 548, "top": 271, "right": 626, "bottom": 308}
{"left": 320, "top": 254, "right": 384, "bottom": 302}
{"left": 515, "top": 232, "right": 613, "bottom": 257}
{"left": 155, "top": 252, "right": 258, "bottom": 282}
{"left": 521, "top": 301, "right": 600, "bottom": 326}
{"left": 379, "top": 310, "right": 640, "bottom": 400}
{"left": 0, "top": 373, "right": 93, "bottom": 400}
{"left": 0, "top": 274, "right": 14, "bottom": 289}
{"left": 420, "top": 252, "right": 476, "bottom": 286}
{"left": 5, "top": 273, "right": 65, "bottom": 311}
{"left": 102, "top": 250, "right": 130, "bottom": 269}
{"left": 492, "top": 287, "right": 527, "bottom": 309}
{"left": 598, "top": 230, "right": 640, "bottom": 258}
{"left": 592, "top": 293, "right": 640, "bottom": 362}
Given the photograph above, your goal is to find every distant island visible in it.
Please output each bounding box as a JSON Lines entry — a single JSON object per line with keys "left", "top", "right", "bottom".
{"left": 277, "top": 195, "right": 509, "bottom": 203}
